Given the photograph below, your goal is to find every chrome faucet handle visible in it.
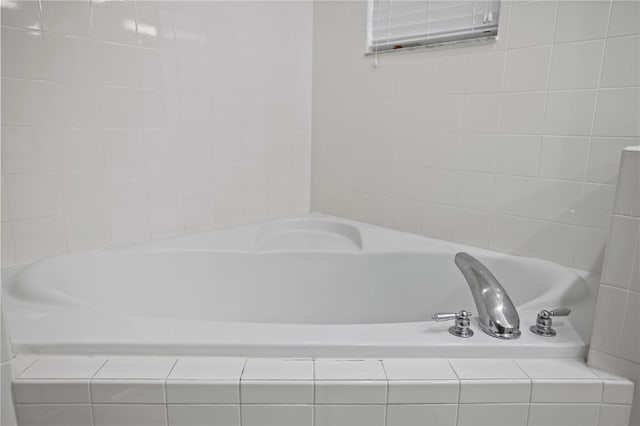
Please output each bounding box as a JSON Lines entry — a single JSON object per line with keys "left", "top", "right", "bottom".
{"left": 432, "top": 310, "right": 474, "bottom": 338}
{"left": 530, "top": 308, "right": 571, "bottom": 337}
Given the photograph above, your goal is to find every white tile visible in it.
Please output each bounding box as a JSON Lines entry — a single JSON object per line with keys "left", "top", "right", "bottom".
{"left": 528, "top": 220, "right": 579, "bottom": 266}
{"left": 601, "top": 216, "right": 639, "bottom": 288}
{"left": 504, "top": 46, "right": 552, "bottom": 92}
{"left": 314, "top": 360, "right": 386, "bottom": 380}
{"left": 242, "top": 380, "right": 313, "bottom": 404}
{"left": 508, "top": 1, "right": 557, "bottom": 48}
{"left": 387, "top": 380, "right": 459, "bottom": 404}
{"left": 457, "top": 172, "right": 494, "bottom": 211}
{"left": 615, "top": 149, "right": 640, "bottom": 214}
{"left": 13, "top": 380, "right": 90, "bottom": 404}
{"left": 544, "top": 90, "right": 597, "bottom": 136}
{"left": 587, "top": 137, "right": 636, "bottom": 184}
{"left": 169, "top": 358, "right": 245, "bottom": 380}
{"left": 93, "top": 356, "right": 176, "bottom": 380}
{"left": 150, "top": 200, "right": 183, "bottom": 242}
{"left": 167, "top": 404, "right": 240, "bottom": 426}
{"left": 449, "top": 359, "right": 528, "bottom": 380}
{"left": 179, "top": 92, "right": 211, "bottom": 127}
{"left": 111, "top": 205, "right": 150, "bottom": 245}
{"left": 166, "top": 380, "right": 238, "bottom": 404}
{"left": 458, "top": 134, "right": 497, "bottom": 173}
{"left": 462, "top": 94, "right": 501, "bottom": 133}
{"left": 148, "top": 166, "right": 183, "bottom": 203}
{"left": 598, "top": 404, "right": 632, "bottom": 426}
{"left": 5, "top": 173, "right": 61, "bottom": 219}
{"left": 102, "top": 129, "right": 146, "bottom": 169}
{"left": 601, "top": 379, "right": 634, "bottom": 404}
{"left": 608, "top": 0, "right": 640, "bottom": 37}
{"left": 424, "top": 168, "right": 458, "bottom": 206}
{"left": 1, "top": 27, "right": 45, "bottom": 80}
{"left": 174, "top": 12, "right": 210, "bottom": 55}
{"left": 426, "top": 133, "right": 459, "bottom": 170}
{"left": 315, "top": 381, "right": 386, "bottom": 404}
{"left": 425, "top": 95, "right": 463, "bottom": 132}
{"left": 61, "top": 171, "right": 110, "bottom": 213}
{"left": 590, "top": 285, "right": 629, "bottom": 354}
{"left": 1, "top": 78, "right": 47, "bottom": 127}
{"left": 593, "top": 88, "right": 640, "bottom": 137}
{"left": 549, "top": 40, "right": 605, "bottom": 90}
{"left": 538, "top": 136, "right": 590, "bottom": 181}
{"left": 601, "top": 35, "right": 640, "bottom": 88}
{"left": 452, "top": 209, "right": 491, "bottom": 248}
{"left": 618, "top": 292, "right": 640, "bottom": 364}
{"left": 93, "top": 404, "right": 168, "bottom": 426}
{"left": 91, "top": 0, "right": 138, "bottom": 45}
{"left": 500, "top": 92, "right": 546, "bottom": 134}
{"left": 492, "top": 176, "right": 537, "bottom": 217}
{"left": 185, "top": 197, "right": 215, "bottom": 232}
{"left": 431, "top": 55, "right": 467, "bottom": 95}
{"left": 554, "top": 0, "right": 610, "bottom": 43}
{"left": 241, "top": 405, "right": 312, "bottom": 426}
{"left": 383, "top": 359, "right": 457, "bottom": 380}
{"left": 99, "top": 86, "right": 144, "bottom": 128}
{"left": 91, "top": 380, "right": 165, "bottom": 404}
{"left": 109, "top": 168, "right": 148, "bottom": 208}
{"left": 573, "top": 227, "right": 608, "bottom": 271}
{"left": 65, "top": 211, "right": 111, "bottom": 252}
{"left": 528, "top": 403, "right": 599, "bottom": 426}
{"left": 41, "top": 0, "right": 91, "bottom": 37}
{"left": 314, "top": 405, "right": 385, "bottom": 426}
{"left": 18, "top": 356, "right": 106, "bottom": 379}
{"left": 495, "top": 134, "right": 541, "bottom": 177}
{"left": 516, "top": 359, "right": 600, "bottom": 380}
{"left": 457, "top": 403, "right": 528, "bottom": 426}
{"left": 465, "top": 51, "right": 505, "bottom": 94}
{"left": 56, "top": 128, "right": 104, "bottom": 172}
{"left": 459, "top": 379, "right": 530, "bottom": 403}
{"left": 241, "top": 359, "right": 313, "bottom": 380}
{"left": 530, "top": 379, "right": 602, "bottom": 403}
{"left": 422, "top": 203, "right": 455, "bottom": 241}
{"left": 488, "top": 214, "right": 531, "bottom": 256}
{"left": 41, "top": 33, "right": 95, "bottom": 84}
{"left": 136, "top": 6, "right": 175, "bottom": 49}
{"left": 393, "top": 198, "right": 422, "bottom": 234}
{"left": 386, "top": 404, "right": 458, "bottom": 426}
{"left": 1, "top": 0, "right": 41, "bottom": 30}
{"left": 533, "top": 179, "right": 583, "bottom": 223}
{"left": 0, "top": 363, "right": 17, "bottom": 426}
{"left": 15, "top": 404, "right": 93, "bottom": 426}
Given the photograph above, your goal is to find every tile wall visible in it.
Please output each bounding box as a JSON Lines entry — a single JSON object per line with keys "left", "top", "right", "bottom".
{"left": 311, "top": 0, "right": 640, "bottom": 273}
{"left": 10, "top": 355, "right": 635, "bottom": 426}
{"left": 588, "top": 147, "right": 640, "bottom": 425}
{"left": 1, "top": 0, "right": 313, "bottom": 266}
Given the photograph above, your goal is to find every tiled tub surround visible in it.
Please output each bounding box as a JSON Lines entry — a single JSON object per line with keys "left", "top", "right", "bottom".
{"left": 588, "top": 147, "right": 640, "bottom": 424}
{"left": 1, "top": 0, "right": 313, "bottom": 267}
{"left": 311, "top": 0, "right": 640, "bottom": 274}
{"left": 10, "top": 356, "right": 634, "bottom": 426}
{"left": 4, "top": 217, "right": 593, "bottom": 357}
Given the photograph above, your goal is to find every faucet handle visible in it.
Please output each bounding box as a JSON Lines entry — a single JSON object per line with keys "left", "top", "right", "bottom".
{"left": 530, "top": 308, "right": 571, "bottom": 337}
{"left": 432, "top": 310, "right": 474, "bottom": 338}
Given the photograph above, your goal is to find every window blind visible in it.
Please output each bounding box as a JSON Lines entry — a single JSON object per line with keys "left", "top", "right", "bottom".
{"left": 367, "top": 0, "right": 501, "bottom": 53}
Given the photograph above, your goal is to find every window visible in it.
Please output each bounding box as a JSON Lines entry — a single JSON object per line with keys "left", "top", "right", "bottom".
{"left": 367, "top": 0, "right": 501, "bottom": 54}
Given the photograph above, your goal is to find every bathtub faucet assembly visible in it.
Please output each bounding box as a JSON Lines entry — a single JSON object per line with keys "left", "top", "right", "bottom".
{"left": 454, "top": 252, "right": 521, "bottom": 339}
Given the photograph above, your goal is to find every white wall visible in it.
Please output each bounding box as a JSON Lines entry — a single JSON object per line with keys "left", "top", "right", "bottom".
{"left": 588, "top": 147, "right": 640, "bottom": 425}
{"left": 311, "top": 0, "right": 639, "bottom": 274}
{"left": 1, "top": 0, "right": 312, "bottom": 267}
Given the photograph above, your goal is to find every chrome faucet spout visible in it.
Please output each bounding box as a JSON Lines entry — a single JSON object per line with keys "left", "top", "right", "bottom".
{"left": 454, "top": 252, "right": 521, "bottom": 339}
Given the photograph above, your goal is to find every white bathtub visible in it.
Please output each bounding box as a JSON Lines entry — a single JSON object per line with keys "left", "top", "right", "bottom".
{"left": 4, "top": 216, "right": 593, "bottom": 358}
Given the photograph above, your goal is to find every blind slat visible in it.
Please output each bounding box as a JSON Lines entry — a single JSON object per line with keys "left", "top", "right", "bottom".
{"left": 368, "top": 0, "right": 501, "bottom": 52}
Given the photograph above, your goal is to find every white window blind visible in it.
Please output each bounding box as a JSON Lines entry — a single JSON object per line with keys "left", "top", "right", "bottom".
{"left": 367, "top": 0, "right": 501, "bottom": 53}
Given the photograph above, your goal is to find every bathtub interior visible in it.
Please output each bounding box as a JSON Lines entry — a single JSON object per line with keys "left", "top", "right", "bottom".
{"left": 3, "top": 217, "right": 596, "bottom": 358}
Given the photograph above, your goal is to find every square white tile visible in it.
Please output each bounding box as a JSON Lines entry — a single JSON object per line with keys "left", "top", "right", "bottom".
{"left": 15, "top": 404, "right": 93, "bottom": 426}
{"left": 315, "top": 380, "right": 387, "bottom": 404}
{"left": 18, "top": 356, "right": 107, "bottom": 380}
{"left": 516, "top": 359, "right": 600, "bottom": 380}
{"left": 528, "top": 403, "right": 599, "bottom": 426}
{"left": 241, "top": 404, "right": 313, "bottom": 426}
{"left": 91, "top": 380, "right": 165, "bottom": 404}
{"left": 449, "top": 359, "right": 527, "bottom": 380}
{"left": 387, "top": 380, "right": 459, "bottom": 404}
{"left": 93, "top": 356, "right": 176, "bottom": 380}
{"left": 167, "top": 404, "right": 240, "bottom": 426}
{"left": 166, "top": 380, "right": 239, "bottom": 404}
{"left": 315, "top": 360, "right": 386, "bottom": 380}
{"left": 169, "top": 357, "right": 245, "bottom": 380}
{"left": 242, "top": 380, "right": 313, "bottom": 404}
{"left": 93, "top": 403, "right": 168, "bottom": 426}
{"left": 314, "top": 405, "right": 385, "bottom": 426}
{"left": 13, "top": 380, "right": 90, "bottom": 404}
{"left": 386, "top": 404, "right": 458, "bottom": 426}
{"left": 459, "top": 379, "right": 530, "bottom": 403}
{"left": 457, "top": 403, "right": 528, "bottom": 426}
{"left": 382, "top": 359, "right": 457, "bottom": 380}
{"left": 241, "top": 359, "right": 313, "bottom": 380}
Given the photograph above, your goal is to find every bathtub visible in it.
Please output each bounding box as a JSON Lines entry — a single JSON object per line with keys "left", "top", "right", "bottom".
{"left": 4, "top": 216, "right": 593, "bottom": 358}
